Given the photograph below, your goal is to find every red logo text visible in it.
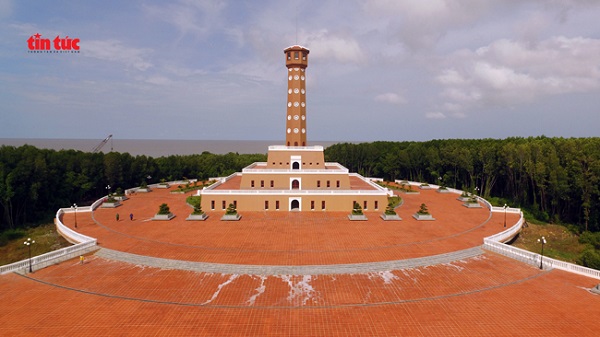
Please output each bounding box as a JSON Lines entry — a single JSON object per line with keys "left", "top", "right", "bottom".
{"left": 27, "top": 33, "right": 80, "bottom": 53}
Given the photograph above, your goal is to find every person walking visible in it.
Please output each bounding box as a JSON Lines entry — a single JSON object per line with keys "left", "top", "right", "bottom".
{"left": 116, "top": 213, "right": 119, "bottom": 221}
{"left": 129, "top": 213, "right": 133, "bottom": 221}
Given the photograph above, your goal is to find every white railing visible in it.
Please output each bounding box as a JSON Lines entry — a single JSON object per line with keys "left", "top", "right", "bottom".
{"left": 0, "top": 239, "right": 97, "bottom": 275}
{"left": 0, "top": 205, "right": 100, "bottom": 275}
{"left": 200, "top": 188, "right": 389, "bottom": 196}
{"left": 482, "top": 211, "right": 600, "bottom": 280}
{"left": 55, "top": 208, "right": 97, "bottom": 244}
{"left": 268, "top": 145, "right": 324, "bottom": 151}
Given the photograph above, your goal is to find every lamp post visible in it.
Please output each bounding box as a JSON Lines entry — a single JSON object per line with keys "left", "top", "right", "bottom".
{"left": 503, "top": 204, "right": 507, "bottom": 228}
{"left": 538, "top": 236, "right": 547, "bottom": 270}
{"left": 106, "top": 184, "right": 111, "bottom": 197}
{"left": 71, "top": 203, "right": 78, "bottom": 228}
{"left": 23, "top": 238, "right": 35, "bottom": 273}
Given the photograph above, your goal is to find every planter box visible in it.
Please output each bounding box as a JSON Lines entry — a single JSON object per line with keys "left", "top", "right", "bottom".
{"left": 348, "top": 214, "right": 368, "bottom": 221}
{"left": 380, "top": 213, "right": 402, "bottom": 221}
{"left": 221, "top": 214, "right": 241, "bottom": 221}
{"left": 419, "top": 185, "right": 432, "bottom": 190}
{"left": 186, "top": 213, "right": 208, "bottom": 221}
{"left": 137, "top": 187, "right": 152, "bottom": 193}
{"left": 170, "top": 191, "right": 185, "bottom": 194}
{"left": 400, "top": 190, "right": 420, "bottom": 194}
{"left": 152, "top": 213, "right": 175, "bottom": 221}
{"left": 101, "top": 201, "right": 121, "bottom": 208}
{"left": 436, "top": 189, "right": 450, "bottom": 193}
{"left": 592, "top": 284, "right": 600, "bottom": 295}
{"left": 412, "top": 213, "right": 435, "bottom": 221}
{"left": 113, "top": 195, "right": 128, "bottom": 201}
{"left": 462, "top": 202, "right": 482, "bottom": 208}
{"left": 457, "top": 196, "right": 471, "bottom": 202}
{"left": 156, "top": 184, "right": 170, "bottom": 189}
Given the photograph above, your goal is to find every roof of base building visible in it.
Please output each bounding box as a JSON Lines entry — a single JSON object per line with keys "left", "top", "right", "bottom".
{"left": 210, "top": 174, "right": 380, "bottom": 191}
{"left": 3, "top": 186, "right": 599, "bottom": 336}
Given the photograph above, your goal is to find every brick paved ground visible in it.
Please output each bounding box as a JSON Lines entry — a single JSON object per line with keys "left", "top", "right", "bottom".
{"left": 1, "top": 186, "right": 598, "bottom": 336}
{"left": 61, "top": 187, "right": 517, "bottom": 265}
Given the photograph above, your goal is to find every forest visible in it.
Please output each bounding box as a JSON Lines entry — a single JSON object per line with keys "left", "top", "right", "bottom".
{"left": 0, "top": 145, "right": 265, "bottom": 230}
{"left": 1, "top": 137, "right": 599, "bottom": 234}
{"left": 325, "top": 137, "right": 600, "bottom": 233}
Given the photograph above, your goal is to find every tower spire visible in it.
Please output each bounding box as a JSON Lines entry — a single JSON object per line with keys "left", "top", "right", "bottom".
{"left": 283, "top": 45, "right": 309, "bottom": 147}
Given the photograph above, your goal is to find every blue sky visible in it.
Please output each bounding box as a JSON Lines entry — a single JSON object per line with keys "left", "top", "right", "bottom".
{"left": 1, "top": 0, "right": 600, "bottom": 142}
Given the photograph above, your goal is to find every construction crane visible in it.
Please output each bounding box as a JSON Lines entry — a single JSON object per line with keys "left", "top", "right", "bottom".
{"left": 91, "top": 134, "right": 113, "bottom": 153}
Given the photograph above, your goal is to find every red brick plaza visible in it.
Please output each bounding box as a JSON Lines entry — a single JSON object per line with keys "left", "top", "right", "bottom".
{"left": 1, "top": 186, "right": 598, "bottom": 336}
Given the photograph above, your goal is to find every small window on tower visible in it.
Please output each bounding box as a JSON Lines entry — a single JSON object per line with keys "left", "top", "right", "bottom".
{"left": 294, "top": 51, "right": 299, "bottom": 59}
{"left": 287, "top": 52, "right": 291, "bottom": 60}
{"left": 302, "top": 52, "right": 306, "bottom": 60}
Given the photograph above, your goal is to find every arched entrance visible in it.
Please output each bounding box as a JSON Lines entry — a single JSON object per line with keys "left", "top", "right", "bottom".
{"left": 292, "top": 162, "right": 300, "bottom": 170}
{"left": 291, "top": 179, "right": 300, "bottom": 189}
{"left": 291, "top": 199, "right": 300, "bottom": 210}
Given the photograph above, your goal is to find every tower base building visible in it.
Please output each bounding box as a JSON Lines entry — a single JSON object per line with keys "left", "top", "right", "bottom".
{"left": 199, "top": 45, "right": 391, "bottom": 212}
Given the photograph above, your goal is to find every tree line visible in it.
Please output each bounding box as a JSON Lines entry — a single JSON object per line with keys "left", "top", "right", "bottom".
{"left": 0, "top": 145, "right": 266, "bottom": 230}
{"left": 324, "top": 137, "right": 600, "bottom": 233}
{"left": 2, "top": 136, "right": 599, "bottom": 234}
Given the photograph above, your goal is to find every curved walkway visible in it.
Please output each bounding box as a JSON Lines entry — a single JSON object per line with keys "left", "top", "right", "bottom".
{"left": 95, "top": 246, "right": 484, "bottom": 275}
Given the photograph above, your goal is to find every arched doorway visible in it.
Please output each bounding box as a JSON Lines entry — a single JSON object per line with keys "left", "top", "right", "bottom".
{"left": 291, "top": 199, "right": 300, "bottom": 210}
{"left": 291, "top": 179, "right": 300, "bottom": 189}
{"left": 292, "top": 162, "right": 300, "bottom": 170}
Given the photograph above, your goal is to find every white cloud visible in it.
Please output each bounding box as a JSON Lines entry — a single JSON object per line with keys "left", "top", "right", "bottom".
{"left": 142, "top": 0, "right": 226, "bottom": 38}
{"left": 436, "top": 36, "right": 600, "bottom": 115}
{"left": 426, "top": 112, "right": 446, "bottom": 119}
{"left": 305, "top": 29, "right": 366, "bottom": 64}
{"left": 84, "top": 39, "right": 153, "bottom": 71}
{"left": 374, "top": 92, "right": 406, "bottom": 105}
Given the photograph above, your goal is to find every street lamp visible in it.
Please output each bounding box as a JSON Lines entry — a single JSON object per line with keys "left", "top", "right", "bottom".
{"left": 71, "top": 203, "right": 78, "bottom": 228}
{"left": 503, "top": 204, "right": 508, "bottom": 228}
{"left": 106, "top": 184, "right": 111, "bottom": 196}
{"left": 537, "top": 236, "right": 547, "bottom": 270}
{"left": 23, "top": 238, "right": 35, "bottom": 273}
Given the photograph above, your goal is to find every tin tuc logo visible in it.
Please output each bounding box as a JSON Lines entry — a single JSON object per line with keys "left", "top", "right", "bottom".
{"left": 27, "top": 33, "right": 80, "bottom": 53}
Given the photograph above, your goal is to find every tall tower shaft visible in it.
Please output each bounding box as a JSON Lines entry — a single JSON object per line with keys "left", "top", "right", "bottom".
{"left": 284, "top": 45, "right": 309, "bottom": 147}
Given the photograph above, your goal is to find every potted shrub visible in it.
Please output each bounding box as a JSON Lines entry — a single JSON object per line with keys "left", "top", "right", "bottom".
{"left": 413, "top": 203, "right": 435, "bottom": 220}
{"left": 457, "top": 191, "right": 471, "bottom": 202}
{"left": 462, "top": 196, "right": 482, "bottom": 208}
{"left": 348, "top": 202, "right": 367, "bottom": 221}
{"left": 101, "top": 191, "right": 121, "bottom": 208}
{"left": 419, "top": 183, "right": 431, "bottom": 190}
{"left": 137, "top": 181, "right": 152, "bottom": 193}
{"left": 381, "top": 199, "right": 402, "bottom": 221}
{"left": 437, "top": 185, "right": 450, "bottom": 193}
{"left": 186, "top": 197, "right": 208, "bottom": 221}
{"left": 112, "top": 187, "right": 128, "bottom": 201}
{"left": 157, "top": 179, "right": 170, "bottom": 189}
{"left": 153, "top": 203, "right": 175, "bottom": 220}
{"left": 221, "top": 203, "right": 241, "bottom": 221}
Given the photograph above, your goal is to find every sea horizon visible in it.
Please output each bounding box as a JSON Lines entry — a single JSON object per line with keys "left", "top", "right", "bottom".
{"left": 0, "top": 138, "right": 344, "bottom": 157}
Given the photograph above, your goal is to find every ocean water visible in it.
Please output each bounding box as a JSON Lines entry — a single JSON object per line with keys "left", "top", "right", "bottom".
{"left": 0, "top": 138, "right": 341, "bottom": 157}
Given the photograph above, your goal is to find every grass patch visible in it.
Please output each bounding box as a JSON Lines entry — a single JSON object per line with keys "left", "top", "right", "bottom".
{"left": 0, "top": 224, "right": 71, "bottom": 266}
{"left": 510, "top": 222, "right": 588, "bottom": 264}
